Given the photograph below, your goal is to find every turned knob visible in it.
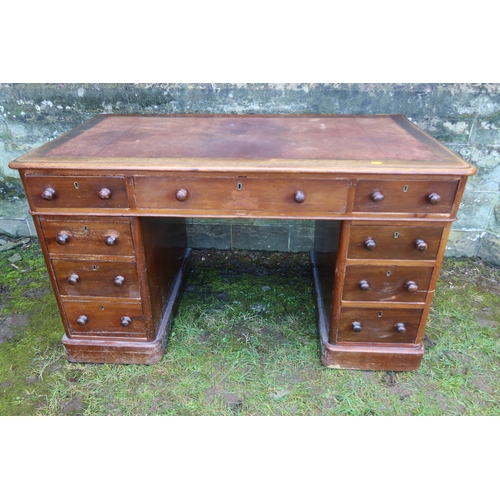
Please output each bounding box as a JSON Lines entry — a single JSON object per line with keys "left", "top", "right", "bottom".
{"left": 114, "top": 276, "right": 125, "bottom": 287}
{"left": 395, "top": 323, "right": 406, "bottom": 334}
{"left": 77, "top": 315, "right": 88, "bottom": 326}
{"left": 371, "top": 191, "right": 384, "bottom": 202}
{"left": 120, "top": 316, "right": 132, "bottom": 327}
{"left": 98, "top": 187, "right": 112, "bottom": 199}
{"left": 294, "top": 190, "right": 305, "bottom": 204}
{"left": 105, "top": 235, "right": 117, "bottom": 246}
{"left": 42, "top": 187, "right": 56, "bottom": 200}
{"left": 405, "top": 281, "right": 418, "bottom": 293}
{"left": 364, "top": 238, "right": 376, "bottom": 251}
{"left": 352, "top": 321, "right": 362, "bottom": 332}
{"left": 176, "top": 188, "right": 188, "bottom": 201}
{"left": 415, "top": 239, "right": 428, "bottom": 252}
{"left": 56, "top": 233, "right": 70, "bottom": 245}
{"left": 67, "top": 274, "right": 80, "bottom": 285}
{"left": 358, "top": 280, "right": 370, "bottom": 291}
{"left": 427, "top": 193, "right": 441, "bottom": 205}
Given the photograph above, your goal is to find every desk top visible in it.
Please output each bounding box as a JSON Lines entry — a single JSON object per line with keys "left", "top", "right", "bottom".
{"left": 10, "top": 114, "right": 475, "bottom": 175}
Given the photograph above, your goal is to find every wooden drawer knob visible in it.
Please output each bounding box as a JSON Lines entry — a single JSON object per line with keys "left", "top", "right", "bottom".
{"left": 351, "top": 321, "right": 362, "bottom": 332}
{"left": 56, "top": 233, "right": 70, "bottom": 245}
{"left": 358, "top": 280, "right": 370, "bottom": 291}
{"left": 67, "top": 274, "right": 80, "bottom": 285}
{"left": 98, "top": 187, "right": 112, "bottom": 199}
{"left": 42, "top": 187, "right": 56, "bottom": 200}
{"left": 105, "top": 235, "right": 117, "bottom": 246}
{"left": 405, "top": 281, "right": 418, "bottom": 293}
{"left": 114, "top": 276, "right": 125, "bottom": 287}
{"left": 415, "top": 239, "right": 428, "bottom": 252}
{"left": 120, "top": 316, "right": 132, "bottom": 327}
{"left": 294, "top": 190, "right": 305, "bottom": 204}
{"left": 395, "top": 323, "right": 406, "bottom": 334}
{"left": 371, "top": 191, "right": 384, "bottom": 202}
{"left": 77, "top": 315, "right": 88, "bottom": 326}
{"left": 176, "top": 188, "right": 189, "bottom": 201}
{"left": 427, "top": 193, "right": 441, "bottom": 205}
{"left": 364, "top": 238, "right": 376, "bottom": 251}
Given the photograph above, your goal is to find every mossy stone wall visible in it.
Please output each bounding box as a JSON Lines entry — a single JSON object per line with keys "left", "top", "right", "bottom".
{"left": 1, "top": 83, "right": 499, "bottom": 263}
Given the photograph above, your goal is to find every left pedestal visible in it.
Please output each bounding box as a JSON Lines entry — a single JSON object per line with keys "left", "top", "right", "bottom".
{"left": 34, "top": 214, "right": 190, "bottom": 364}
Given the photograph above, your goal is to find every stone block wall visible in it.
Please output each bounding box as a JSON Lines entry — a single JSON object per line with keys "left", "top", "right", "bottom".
{"left": 1, "top": 83, "right": 499, "bottom": 263}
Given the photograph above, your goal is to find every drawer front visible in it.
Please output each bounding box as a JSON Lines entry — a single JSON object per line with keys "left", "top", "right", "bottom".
{"left": 62, "top": 299, "right": 146, "bottom": 338}
{"left": 353, "top": 180, "right": 459, "bottom": 214}
{"left": 337, "top": 308, "right": 422, "bottom": 343}
{"left": 25, "top": 175, "right": 129, "bottom": 209}
{"left": 40, "top": 217, "right": 134, "bottom": 257}
{"left": 52, "top": 260, "right": 140, "bottom": 298}
{"left": 134, "top": 175, "right": 349, "bottom": 215}
{"left": 343, "top": 265, "right": 433, "bottom": 303}
{"left": 348, "top": 225, "right": 444, "bottom": 260}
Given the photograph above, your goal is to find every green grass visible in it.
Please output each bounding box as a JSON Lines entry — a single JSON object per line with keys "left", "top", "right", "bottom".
{"left": 1, "top": 242, "right": 499, "bottom": 416}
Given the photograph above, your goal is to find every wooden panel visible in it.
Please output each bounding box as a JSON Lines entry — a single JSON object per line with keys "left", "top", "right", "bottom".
{"left": 348, "top": 224, "right": 444, "bottom": 260}
{"left": 62, "top": 299, "right": 146, "bottom": 338}
{"left": 40, "top": 216, "right": 134, "bottom": 257}
{"left": 337, "top": 308, "right": 423, "bottom": 343}
{"left": 353, "top": 179, "right": 459, "bottom": 214}
{"left": 52, "top": 260, "right": 140, "bottom": 298}
{"left": 343, "top": 265, "right": 433, "bottom": 302}
{"left": 25, "top": 175, "right": 129, "bottom": 209}
{"left": 134, "top": 175, "right": 349, "bottom": 215}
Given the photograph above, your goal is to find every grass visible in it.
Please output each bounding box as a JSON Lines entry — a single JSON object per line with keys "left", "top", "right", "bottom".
{"left": 0, "top": 240, "right": 499, "bottom": 416}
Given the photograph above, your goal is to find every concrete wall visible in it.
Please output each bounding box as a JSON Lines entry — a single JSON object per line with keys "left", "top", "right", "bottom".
{"left": 1, "top": 83, "right": 499, "bottom": 263}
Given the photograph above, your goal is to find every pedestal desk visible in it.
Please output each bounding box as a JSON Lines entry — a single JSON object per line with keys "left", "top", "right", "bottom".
{"left": 9, "top": 114, "right": 476, "bottom": 371}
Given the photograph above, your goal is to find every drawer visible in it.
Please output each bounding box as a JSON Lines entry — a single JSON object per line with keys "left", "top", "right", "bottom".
{"left": 348, "top": 224, "right": 444, "bottom": 260}
{"left": 62, "top": 299, "right": 146, "bottom": 338}
{"left": 134, "top": 175, "right": 349, "bottom": 215}
{"left": 40, "top": 217, "right": 134, "bottom": 257}
{"left": 343, "top": 265, "right": 433, "bottom": 303}
{"left": 337, "top": 308, "right": 423, "bottom": 344}
{"left": 25, "top": 175, "right": 129, "bottom": 210}
{"left": 52, "top": 260, "right": 140, "bottom": 298}
{"left": 353, "top": 180, "right": 459, "bottom": 214}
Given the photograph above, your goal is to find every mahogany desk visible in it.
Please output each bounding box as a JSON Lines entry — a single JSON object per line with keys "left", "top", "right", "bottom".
{"left": 9, "top": 114, "right": 476, "bottom": 370}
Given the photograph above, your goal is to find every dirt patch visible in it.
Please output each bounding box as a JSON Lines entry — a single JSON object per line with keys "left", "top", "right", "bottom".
{"left": 0, "top": 313, "right": 30, "bottom": 343}
{"left": 205, "top": 386, "right": 244, "bottom": 411}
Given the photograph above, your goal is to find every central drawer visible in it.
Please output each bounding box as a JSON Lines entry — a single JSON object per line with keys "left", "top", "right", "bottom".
{"left": 134, "top": 175, "right": 349, "bottom": 215}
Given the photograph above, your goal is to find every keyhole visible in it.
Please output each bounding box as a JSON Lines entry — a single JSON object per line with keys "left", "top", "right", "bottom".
{"left": 92, "top": 265, "right": 97, "bottom": 271}
{"left": 394, "top": 232, "right": 400, "bottom": 239}
{"left": 403, "top": 185, "right": 409, "bottom": 192}
{"left": 83, "top": 225, "right": 88, "bottom": 233}
{"left": 101, "top": 306, "right": 105, "bottom": 311}
{"left": 237, "top": 182, "right": 243, "bottom": 191}
{"left": 74, "top": 182, "right": 79, "bottom": 189}
{"left": 378, "top": 311, "right": 383, "bottom": 317}
{"left": 386, "top": 270, "right": 391, "bottom": 276}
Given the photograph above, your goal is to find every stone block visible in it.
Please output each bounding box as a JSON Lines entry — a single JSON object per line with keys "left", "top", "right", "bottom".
{"left": 0, "top": 218, "right": 30, "bottom": 237}
{"left": 186, "top": 222, "right": 231, "bottom": 250}
{"left": 454, "top": 191, "right": 497, "bottom": 230}
{"left": 445, "top": 229, "right": 483, "bottom": 257}
{"left": 471, "top": 114, "right": 500, "bottom": 146}
{"left": 411, "top": 118, "right": 472, "bottom": 144}
{"left": 487, "top": 197, "right": 500, "bottom": 233}
{"left": 477, "top": 232, "right": 500, "bottom": 267}
{"left": 458, "top": 146, "right": 500, "bottom": 192}
{"left": 231, "top": 223, "right": 289, "bottom": 252}
{"left": 289, "top": 223, "right": 315, "bottom": 252}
